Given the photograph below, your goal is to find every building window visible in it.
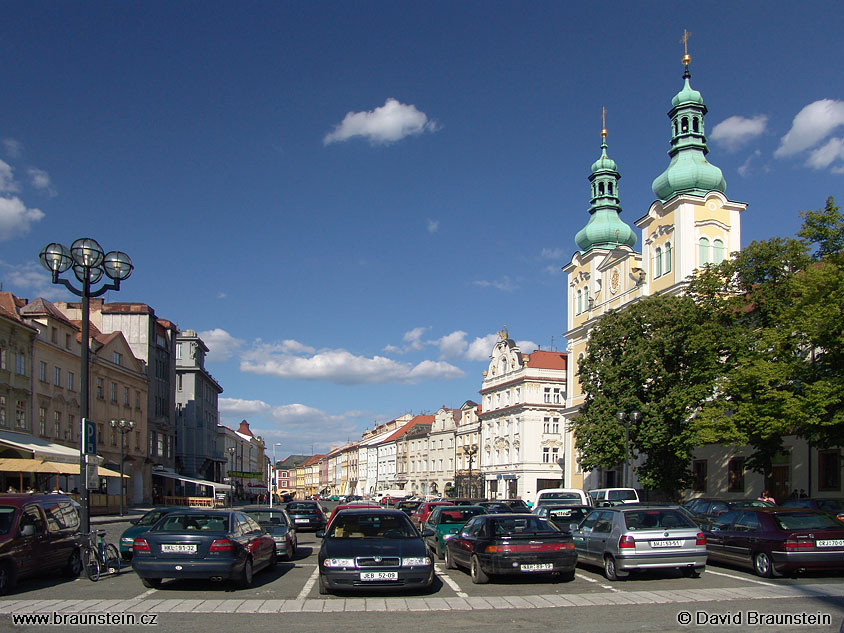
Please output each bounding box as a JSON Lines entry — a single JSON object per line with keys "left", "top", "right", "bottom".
{"left": 68, "top": 416, "right": 75, "bottom": 442}
{"left": 542, "top": 447, "right": 550, "bottom": 463}
{"left": 16, "top": 353, "right": 25, "bottom": 375}
{"left": 39, "top": 361, "right": 47, "bottom": 382}
{"left": 96, "top": 378, "right": 104, "bottom": 399}
{"left": 54, "top": 366, "right": 61, "bottom": 386}
{"left": 54, "top": 411, "right": 61, "bottom": 438}
{"left": 692, "top": 460, "right": 707, "bottom": 492}
{"left": 0, "top": 348, "right": 6, "bottom": 370}
{"left": 655, "top": 246, "right": 663, "bottom": 277}
{"left": 698, "top": 237, "right": 710, "bottom": 266}
{"left": 123, "top": 386, "right": 130, "bottom": 406}
{"left": 51, "top": 327, "right": 58, "bottom": 344}
{"left": 113, "top": 352, "right": 122, "bottom": 365}
{"left": 39, "top": 407, "right": 47, "bottom": 436}
{"left": 15, "top": 400, "right": 26, "bottom": 429}
{"left": 553, "top": 388, "right": 562, "bottom": 404}
{"left": 97, "top": 423, "right": 104, "bottom": 446}
{"left": 543, "top": 418, "right": 550, "bottom": 433}
{"left": 713, "top": 239, "right": 725, "bottom": 264}
{"left": 665, "top": 242, "right": 672, "bottom": 273}
{"left": 727, "top": 457, "right": 745, "bottom": 492}
{"left": 818, "top": 450, "right": 841, "bottom": 491}
{"left": 544, "top": 388, "right": 551, "bottom": 404}
{"left": 65, "top": 333, "right": 71, "bottom": 349}
{"left": 110, "top": 382, "right": 117, "bottom": 403}
{"left": 135, "top": 391, "right": 141, "bottom": 409}
{"left": 67, "top": 371, "right": 75, "bottom": 391}
{"left": 175, "top": 343, "right": 182, "bottom": 359}
{"left": 576, "top": 289, "right": 582, "bottom": 314}
{"left": 0, "top": 396, "right": 5, "bottom": 427}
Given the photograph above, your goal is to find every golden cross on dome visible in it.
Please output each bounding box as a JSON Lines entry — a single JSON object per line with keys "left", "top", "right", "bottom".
{"left": 681, "top": 29, "right": 692, "bottom": 66}
{"left": 601, "top": 107, "right": 607, "bottom": 138}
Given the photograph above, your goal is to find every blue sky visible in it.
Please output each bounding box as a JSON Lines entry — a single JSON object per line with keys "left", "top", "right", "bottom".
{"left": 2, "top": 2, "right": 842, "bottom": 457}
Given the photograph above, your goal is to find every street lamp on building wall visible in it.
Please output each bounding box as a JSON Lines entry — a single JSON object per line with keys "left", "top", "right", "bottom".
{"left": 40, "top": 239, "right": 133, "bottom": 535}
{"left": 615, "top": 411, "right": 642, "bottom": 488}
{"left": 227, "top": 446, "right": 236, "bottom": 507}
{"left": 464, "top": 444, "right": 478, "bottom": 498}
{"left": 110, "top": 419, "right": 135, "bottom": 516}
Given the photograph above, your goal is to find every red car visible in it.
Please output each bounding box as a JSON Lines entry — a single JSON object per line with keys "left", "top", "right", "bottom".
{"left": 409, "top": 501, "right": 451, "bottom": 528}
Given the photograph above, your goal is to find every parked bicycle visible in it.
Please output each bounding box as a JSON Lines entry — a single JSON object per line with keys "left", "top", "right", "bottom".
{"left": 77, "top": 529, "right": 121, "bottom": 581}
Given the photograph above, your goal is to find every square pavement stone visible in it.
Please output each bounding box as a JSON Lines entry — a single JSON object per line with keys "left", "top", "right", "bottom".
{"left": 257, "top": 600, "right": 286, "bottom": 613}
{"left": 422, "top": 597, "right": 450, "bottom": 610}
{"left": 365, "top": 598, "right": 388, "bottom": 611}
{"left": 211, "top": 600, "right": 244, "bottom": 613}
{"left": 322, "top": 600, "right": 345, "bottom": 612}
{"left": 343, "top": 599, "right": 367, "bottom": 612}
{"left": 188, "top": 599, "right": 225, "bottom": 613}
{"left": 301, "top": 600, "right": 326, "bottom": 612}
{"left": 444, "top": 598, "right": 471, "bottom": 610}
{"left": 278, "top": 600, "right": 305, "bottom": 612}
{"left": 539, "top": 594, "right": 578, "bottom": 607}
{"left": 524, "top": 596, "right": 555, "bottom": 608}
{"left": 384, "top": 598, "right": 407, "bottom": 610}
{"left": 465, "top": 597, "right": 495, "bottom": 610}
{"left": 235, "top": 600, "right": 266, "bottom": 612}
{"left": 404, "top": 598, "right": 430, "bottom": 611}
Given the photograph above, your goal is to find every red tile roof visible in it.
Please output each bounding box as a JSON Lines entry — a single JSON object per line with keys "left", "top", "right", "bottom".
{"left": 523, "top": 350, "right": 567, "bottom": 370}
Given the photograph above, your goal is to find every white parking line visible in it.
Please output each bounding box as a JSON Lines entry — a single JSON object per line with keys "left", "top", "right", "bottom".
{"left": 434, "top": 565, "right": 467, "bottom": 598}
{"left": 297, "top": 567, "right": 320, "bottom": 600}
{"left": 705, "top": 569, "right": 777, "bottom": 586}
{"left": 575, "top": 572, "right": 618, "bottom": 591}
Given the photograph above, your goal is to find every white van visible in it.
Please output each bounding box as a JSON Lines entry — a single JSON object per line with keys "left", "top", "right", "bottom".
{"left": 534, "top": 488, "right": 591, "bottom": 508}
{"left": 588, "top": 488, "right": 640, "bottom": 505}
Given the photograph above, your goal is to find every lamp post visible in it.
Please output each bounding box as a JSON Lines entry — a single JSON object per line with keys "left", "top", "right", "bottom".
{"left": 227, "top": 446, "right": 236, "bottom": 508}
{"left": 40, "top": 239, "right": 133, "bottom": 535}
{"left": 270, "top": 443, "right": 281, "bottom": 508}
{"left": 464, "top": 444, "right": 478, "bottom": 498}
{"left": 110, "top": 419, "right": 135, "bottom": 516}
{"left": 615, "top": 411, "right": 642, "bottom": 488}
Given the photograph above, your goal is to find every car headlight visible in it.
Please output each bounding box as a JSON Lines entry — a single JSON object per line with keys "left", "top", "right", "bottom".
{"left": 402, "top": 557, "right": 431, "bottom": 566}
{"left": 323, "top": 558, "right": 355, "bottom": 568}
{"left": 442, "top": 533, "right": 455, "bottom": 540}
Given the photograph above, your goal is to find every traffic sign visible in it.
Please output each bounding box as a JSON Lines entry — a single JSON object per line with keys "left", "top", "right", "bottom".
{"left": 83, "top": 419, "right": 97, "bottom": 455}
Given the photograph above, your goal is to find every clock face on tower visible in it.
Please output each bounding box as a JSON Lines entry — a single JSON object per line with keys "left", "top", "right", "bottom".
{"left": 610, "top": 269, "right": 620, "bottom": 294}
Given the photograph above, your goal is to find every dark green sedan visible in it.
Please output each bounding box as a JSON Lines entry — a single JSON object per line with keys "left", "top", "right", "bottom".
{"left": 421, "top": 505, "right": 486, "bottom": 559}
{"left": 119, "top": 507, "right": 181, "bottom": 560}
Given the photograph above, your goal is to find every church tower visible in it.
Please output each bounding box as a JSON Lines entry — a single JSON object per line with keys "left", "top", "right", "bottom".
{"left": 638, "top": 34, "right": 746, "bottom": 296}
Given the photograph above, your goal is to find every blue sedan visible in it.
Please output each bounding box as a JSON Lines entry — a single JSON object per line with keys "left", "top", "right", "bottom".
{"left": 131, "top": 509, "right": 277, "bottom": 589}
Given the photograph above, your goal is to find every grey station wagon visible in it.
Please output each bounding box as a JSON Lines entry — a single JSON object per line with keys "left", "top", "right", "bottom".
{"left": 572, "top": 505, "right": 707, "bottom": 580}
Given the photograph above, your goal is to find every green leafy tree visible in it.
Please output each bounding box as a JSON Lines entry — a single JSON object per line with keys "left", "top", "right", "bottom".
{"left": 571, "top": 293, "right": 727, "bottom": 496}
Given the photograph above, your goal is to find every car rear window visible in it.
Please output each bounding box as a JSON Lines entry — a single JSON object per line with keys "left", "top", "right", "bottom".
{"left": 608, "top": 490, "right": 638, "bottom": 501}
{"left": 815, "top": 499, "right": 844, "bottom": 513}
{"left": 624, "top": 510, "right": 695, "bottom": 530}
{"left": 247, "top": 511, "right": 289, "bottom": 526}
{"left": 288, "top": 503, "right": 318, "bottom": 512}
{"left": 138, "top": 509, "right": 173, "bottom": 526}
{"left": 439, "top": 508, "right": 485, "bottom": 524}
{"left": 541, "top": 492, "right": 581, "bottom": 501}
{"left": 547, "top": 507, "right": 590, "bottom": 523}
{"left": 492, "top": 516, "right": 556, "bottom": 535}
{"left": 157, "top": 514, "right": 229, "bottom": 532}
{"left": 330, "top": 513, "right": 416, "bottom": 538}
{"left": 772, "top": 512, "right": 843, "bottom": 530}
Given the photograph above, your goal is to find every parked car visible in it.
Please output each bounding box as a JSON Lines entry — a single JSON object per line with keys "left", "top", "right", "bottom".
{"left": 327, "top": 503, "right": 381, "bottom": 527}
{"left": 243, "top": 505, "right": 298, "bottom": 560}
{"left": 781, "top": 498, "right": 844, "bottom": 522}
{"left": 285, "top": 501, "right": 328, "bottom": 532}
{"left": 477, "top": 501, "right": 513, "bottom": 513}
{"left": 131, "top": 509, "right": 276, "bottom": 589}
{"left": 535, "top": 488, "right": 592, "bottom": 508}
{"left": 118, "top": 506, "right": 181, "bottom": 560}
{"left": 589, "top": 488, "right": 640, "bottom": 506}
{"left": 396, "top": 499, "right": 422, "bottom": 515}
{"left": 704, "top": 507, "right": 844, "bottom": 577}
{"left": 535, "top": 504, "right": 593, "bottom": 530}
{"left": 409, "top": 501, "right": 451, "bottom": 528}
{"left": 316, "top": 508, "right": 433, "bottom": 595}
{"left": 571, "top": 505, "right": 707, "bottom": 580}
{"left": 444, "top": 513, "right": 577, "bottom": 584}
{"left": 421, "top": 505, "right": 487, "bottom": 559}
{"left": 0, "top": 494, "right": 82, "bottom": 594}
{"left": 686, "top": 499, "right": 774, "bottom": 527}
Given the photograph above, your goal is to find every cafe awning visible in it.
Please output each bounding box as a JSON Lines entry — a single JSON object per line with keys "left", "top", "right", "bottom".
{"left": 152, "top": 471, "right": 232, "bottom": 491}
{"left": 0, "top": 431, "right": 80, "bottom": 463}
{"left": 0, "top": 458, "right": 127, "bottom": 477}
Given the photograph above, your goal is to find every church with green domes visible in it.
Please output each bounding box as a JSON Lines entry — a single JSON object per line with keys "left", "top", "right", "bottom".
{"left": 561, "top": 45, "right": 746, "bottom": 492}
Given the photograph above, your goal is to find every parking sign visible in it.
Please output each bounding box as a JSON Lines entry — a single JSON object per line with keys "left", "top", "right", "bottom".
{"left": 83, "top": 419, "right": 97, "bottom": 455}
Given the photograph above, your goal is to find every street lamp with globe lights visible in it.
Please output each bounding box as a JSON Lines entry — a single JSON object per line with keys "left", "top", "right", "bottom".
{"left": 464, "top": 444, "right": 478, "bottom": 498}
{"left": 227, "top": 446, "right": 236, "bottom": 507}
{"left": 270, "top": 443, "right": 281, "bottom": 508}
{"left": 110, "top": 419, "right": 135, "bottom": 516}
{"left": 615, "top": 411, "right": 642, "bottom": 488}
{"left": 39, "top": 238, "right": 133, "bottom": 535}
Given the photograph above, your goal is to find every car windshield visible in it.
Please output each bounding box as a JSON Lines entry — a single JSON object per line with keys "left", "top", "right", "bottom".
{"left": 157, "top": 514, "right": 229, "bottom": 532}
{"left": 0, "top": 507, "right": 15, "bottom": 535}
{"left": 815, "top": 499, "right": 844, "bottom": 513}
{"left": 773, "top": 512, "right": 844, "bottom": 530}
{"left": 438, "top": 508, "right": 485, "bottom": 524}
{"left": 540, "top": 492, "right": 581, "bottom": 501}
{"left": 287, "top": 503, "right": 318, "bottom": 513}
{"left": 137, "top": 509, "right": 173, "bottom": 526}
{"left": 329, "top": 513, "right": 416, "bottom": 538}
{"left": 547, "top": 507, "right": 590, "bottom": 523}
{"left": 492, "top": 516, "right": 557, "bottom": 535}
{"left": 247, "top": 511, "right": 289, "bottom": 527}
{"left": 624, "top": 510, "right": 695, "bottom": 530}
{"left": 608, "top": 490, "right": 637, "bottom": 501}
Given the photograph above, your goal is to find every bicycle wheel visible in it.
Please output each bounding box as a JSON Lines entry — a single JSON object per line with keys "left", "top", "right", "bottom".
{"left": 104, "top": 544, "right": 121, "bottom": 575}
{"left": 83, "top": 547, "right": 101, "bottom": 582}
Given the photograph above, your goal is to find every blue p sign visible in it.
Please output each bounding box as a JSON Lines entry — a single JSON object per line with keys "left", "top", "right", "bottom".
{"left": 83, "top": 419, "right": 97, "bottom": 455}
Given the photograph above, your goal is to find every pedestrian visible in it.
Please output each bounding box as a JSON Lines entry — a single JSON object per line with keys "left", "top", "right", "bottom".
{"left": 757, "top": 490, "right": 775, "bottom": 504}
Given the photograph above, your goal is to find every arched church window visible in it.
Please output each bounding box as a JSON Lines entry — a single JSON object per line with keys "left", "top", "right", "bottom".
{"left": 665, "top": 242, "right": 672, "bottom": 273}
{"left": 592, "top": 183, "right": 596, "bottom": 197}
{"left": 693, "top": 117, "right": 700, "bottom": 133}
{"left": 713, "top": 239, "right": 725, "bottom": 264}
{"left": 655, "top": 247, "right": 663, "bottom": 277}
{"left": 598, "top": 182, "right": 605, "bottom": 195}
{"left": 576, "top": 289, "right": 582, "bottom": 314}
{"left": 681, "top": 117, "right": 689, "bottom": 133}
{"left": 608, "top": 182, "right": 613, "bottom": 195}
{"left": 699, "top": 237, "right": 710, "bottom": 266}
{"left": 673, "top": 121, "right": 678, "bottom": 136}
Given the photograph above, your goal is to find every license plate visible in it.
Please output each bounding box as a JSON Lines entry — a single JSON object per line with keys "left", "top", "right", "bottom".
{"left": 816, "top": 539, "right": 844, "bottom": 547}
{"left": 360, "top": 571, "right": 398, "bottom": 581}
{"left": 521, "top": 563, "right": 553, "bottom": 572}
{"left": 651, "top": 539, "right": 682, "bottom": 548}
{"left": 294, "top": 518, "right": 310, "bottom": 523}
{"left": 161, "top": 544, "right": 197, "bottom": 553}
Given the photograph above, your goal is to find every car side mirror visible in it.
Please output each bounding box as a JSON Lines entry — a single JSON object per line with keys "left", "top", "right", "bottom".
{"left": 20, "top": 524, "right": 36, "bottom": 537}
{"left": 569, "top": 523, "right": 579, "bottom": 532}
{"left": 421, "top": 528, "right": 434, "bottom": 537}
{"left": 315, "top": 530, "right": 325, "bottom": 538}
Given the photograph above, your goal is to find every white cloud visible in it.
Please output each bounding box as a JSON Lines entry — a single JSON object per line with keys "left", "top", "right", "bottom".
{"left": 28, "top": 168, "right": 54, "bottom": 194}
{"left": 0, "top": 196, "right": 44, "bottom": 241}
{"left": 323, "top": 98, "right": 440, "bottom": 145}
{"left": 516, "top": 339, "right": 539, "bottom": 353}
{"left": 241, "top": 346, "right": 463, "bottom": 384}
{"left": 218, "top": 398, "right": 272, "bottom": 416}
{"left": 2, "top": 139, "right": 22, "bottom": 159}
{"left": 426, "top": 218, "right": 439, "bottom": 233}
{"left": 710, "top": 115, "right": 768, "bottom": 151}
{"left": 402, "top": 327, "right": 427, "bottom": 351}
{"left": 198, "top": 328, "right": 246, "bottom": 363}
{"left": 473, "top": 276, "right": 517, "bottom": 291}
{"left": 805, "top": 137, "right": 844, "bottom": 171}
{"left": 436, "top": 330, "right": 468, "bottom": 359}
{"left": 738, "top": 149, "right": 762, "bottom": 177}
{"left": 465, "top": 334, "right": 499, "bottom": 361}
{"left": 540, "top": 247, "right": 565, "bottom": 260}
{"left": 775, "top": 99, "right": 844, "bottom": 158}
{"left": 0, "top": 260, "right": 63, "bottom": 299}
{"left": 0, "top": 161, "right": 19, "bottom": 193}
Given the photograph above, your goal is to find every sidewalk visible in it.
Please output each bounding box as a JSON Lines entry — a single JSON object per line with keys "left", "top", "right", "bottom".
{"left": 90, "top": 506, "right": 151, "bottom": 524}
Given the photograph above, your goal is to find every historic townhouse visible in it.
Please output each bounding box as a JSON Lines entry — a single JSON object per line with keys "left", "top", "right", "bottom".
{"left": 427, "top": 407, "right": 458, "bottom": 497}
{"left": 454, "top": 400, "right": 481, "bottom": 498}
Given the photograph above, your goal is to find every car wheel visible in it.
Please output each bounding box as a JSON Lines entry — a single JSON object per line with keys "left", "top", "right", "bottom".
{"left": 0, "top": 562, "right": 16, "bottom": 595}
{"left": 444, "top": 546, "right": 456, "bottom": 570}
{"left": 237, "top": 557, "right": 254, "bottom": 588}
{"left": 140, "top": 577, "right": 161, "bottom": 589}
{"left": 604, "top": 555, "right": 620, "bottom": 581}
{"left": 682, "top": 566, "right": 703, "bottom": 578}
{"left": 64, "top": 548, "right": 83, "bottom": 577}
{"left": 318, "top": 572, "right": 330, "bottom": 595}
{"left": 268, "top": 548, "right": 278, "bottom": 571}
{"left": 753, "top": 552, "right": 781, "bottom": 578}
{"left": 470, "top": 555, "right": 489, "bottom": 584}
